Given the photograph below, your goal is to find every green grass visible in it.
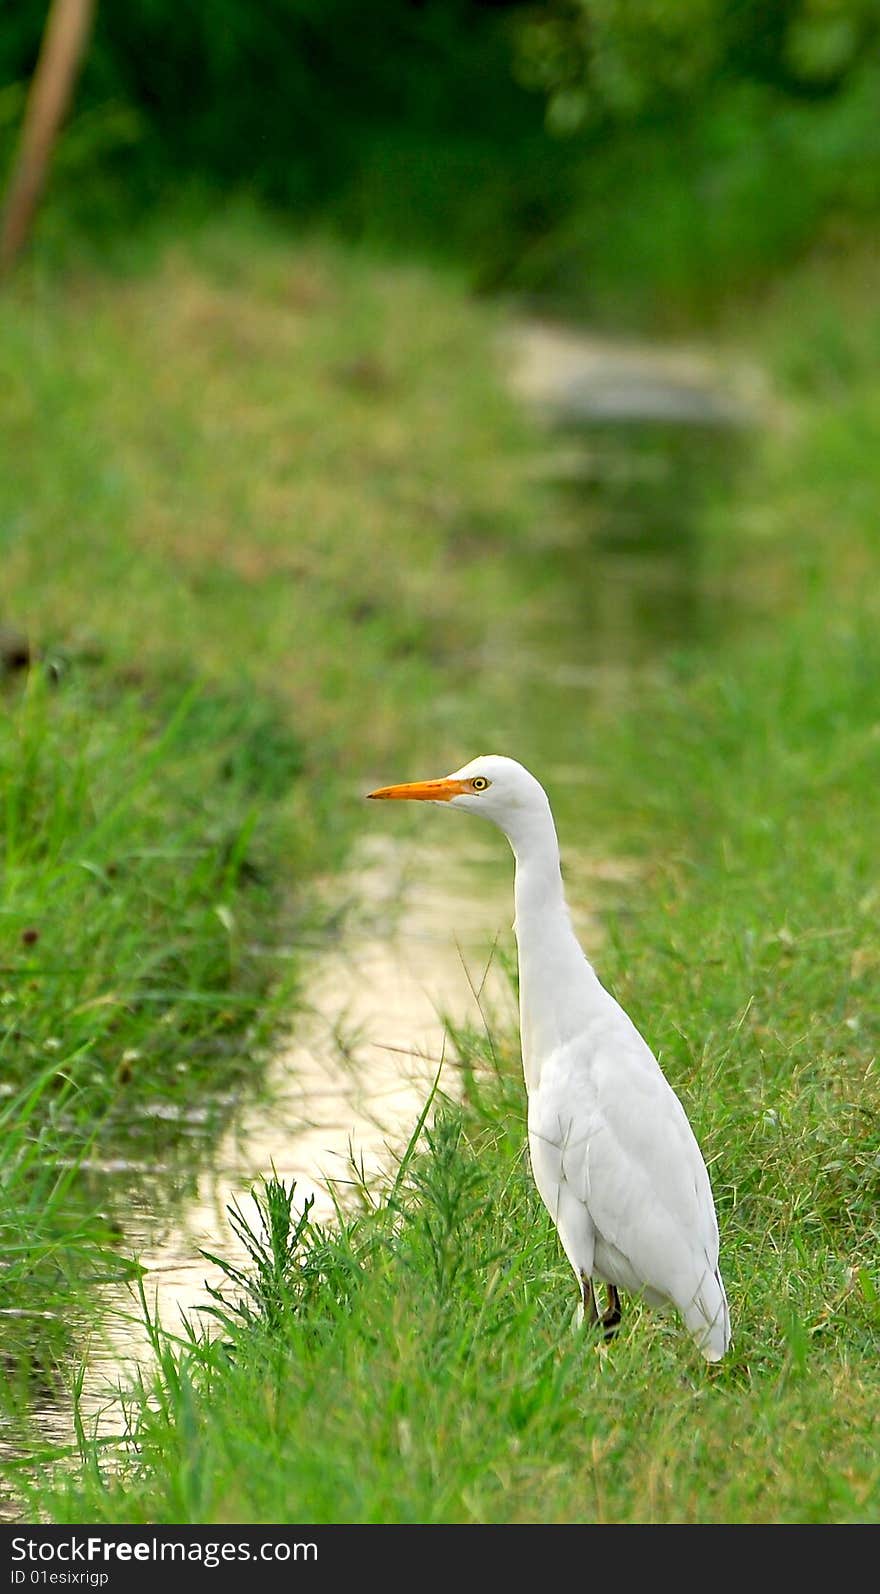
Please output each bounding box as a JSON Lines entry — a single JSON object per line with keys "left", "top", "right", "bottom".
{"left": 1, "top": 205, "right": 538, "bottom": 755}
{"left": 3, "top": 213, "right": 880, "bottom": 1521}
{"left": 40, "top": 600, "right": 880, "bottom": 1524}
{"left": 0, "top": 666, "right": 301, "bottom": 1440}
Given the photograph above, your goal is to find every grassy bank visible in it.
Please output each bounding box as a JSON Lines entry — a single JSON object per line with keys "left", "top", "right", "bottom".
{"left": 39, "top": 608, "right": 880, "bottom": 1523}
{"left": 11, "top": 228, "right": 877, "bottom": 1522}
{"left": 0, "top": 213, "right": 548, "bottom": 1476}
{"left": 0, "top": 671, "right": 298, "bottom": 1428}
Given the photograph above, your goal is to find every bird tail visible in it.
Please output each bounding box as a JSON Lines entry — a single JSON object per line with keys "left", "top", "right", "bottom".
{"left": 685, "top": 1263, "right": 731, "bottom": 1363}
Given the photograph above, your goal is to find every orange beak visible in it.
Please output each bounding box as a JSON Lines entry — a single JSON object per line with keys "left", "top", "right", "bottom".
{"left": 367, "top": 776, "right": 467, "bottom": 802}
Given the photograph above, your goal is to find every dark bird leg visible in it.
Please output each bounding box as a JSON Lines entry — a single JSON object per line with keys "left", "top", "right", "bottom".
{"left": 579, "top": 1271, "right": 598, "bottom": 1326}
{"left": 601, "top": 1283, "right": 622, "bottom": 1339}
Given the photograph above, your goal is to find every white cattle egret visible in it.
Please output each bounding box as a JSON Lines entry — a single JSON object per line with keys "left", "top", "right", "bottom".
{"left": 368, "top": 754, "right": 730, "bottom": 1362}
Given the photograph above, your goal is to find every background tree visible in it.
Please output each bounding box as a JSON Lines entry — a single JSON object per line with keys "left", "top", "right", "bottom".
{"left": 0, "top": 0, "right": 96, "bottom": 274}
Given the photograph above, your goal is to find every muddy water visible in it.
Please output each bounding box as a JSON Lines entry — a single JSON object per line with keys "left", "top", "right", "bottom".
{"left": 32, "top": 327, "right": 751, "bottom": 1450}
{"left": 81, "top": 835, "right": 518, "bottom": 1422}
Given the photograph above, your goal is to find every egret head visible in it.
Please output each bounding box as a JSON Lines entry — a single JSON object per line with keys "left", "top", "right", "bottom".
{"left": 367, "top": 755, "right": 552, "bottom": 845}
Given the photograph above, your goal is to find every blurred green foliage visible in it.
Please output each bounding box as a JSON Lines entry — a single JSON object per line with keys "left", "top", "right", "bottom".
{"left": 0, "top": 2, "right": 541, "bottom": 208}
{"left": 515, "top": 0, "right": 880, "bottom": 130}
{"left": 510, "top": 0, "right": 880, "bottom": 319}
{"left": 2, "top": 1, "right": 880, "bottom": 319}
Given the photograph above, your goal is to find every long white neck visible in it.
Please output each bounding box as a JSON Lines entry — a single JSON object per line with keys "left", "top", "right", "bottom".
{"left": 506, "top": 799, "right": 604, "bottom": 1092}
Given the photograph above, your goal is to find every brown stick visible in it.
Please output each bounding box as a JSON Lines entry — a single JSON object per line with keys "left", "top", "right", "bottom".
{"left": 0, "top": 0, "right": 97, "bottom": 275}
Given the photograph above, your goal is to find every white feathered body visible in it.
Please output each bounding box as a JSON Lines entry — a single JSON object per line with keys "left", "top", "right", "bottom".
{"left": 510, "top": 772, "right": 730, "bottom": 1362}
{"left": 524, "top": 984, "right": 729, "bottom": 1360}
{"left": 368, "top": 752, "right": 731, "bottom": 1361}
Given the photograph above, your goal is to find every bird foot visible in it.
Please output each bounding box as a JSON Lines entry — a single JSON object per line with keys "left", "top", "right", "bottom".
{"left": 578, "top": 1276, "right": 622, "bottom": 1341}
{"left": 600, "top": 1284, "right": 621, "bottom": 1340}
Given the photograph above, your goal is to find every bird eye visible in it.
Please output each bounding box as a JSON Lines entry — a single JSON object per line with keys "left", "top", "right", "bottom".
{"left": 471, "top": 776, "right": 490, "bottom": 791}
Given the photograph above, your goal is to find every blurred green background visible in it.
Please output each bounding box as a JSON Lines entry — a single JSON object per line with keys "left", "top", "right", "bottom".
{"left": 4, "top": 0, "right": 880, "bottom": 321}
